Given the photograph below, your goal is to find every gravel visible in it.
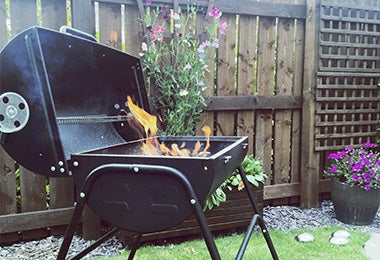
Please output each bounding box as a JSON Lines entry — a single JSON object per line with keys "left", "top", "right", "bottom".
{"left": 0, "top": 200, "right": 379, "bottom": 259}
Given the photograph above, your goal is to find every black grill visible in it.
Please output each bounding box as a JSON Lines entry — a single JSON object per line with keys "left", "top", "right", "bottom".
{"left": 0, "top": 26, "right": 277, "bottom": 260}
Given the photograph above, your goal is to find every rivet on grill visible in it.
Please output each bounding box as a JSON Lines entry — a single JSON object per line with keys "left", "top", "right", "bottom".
{"left": 80, "top": 192, "right": 85, "bottom": 198}
{"left": 190, "top": 199, "right": 196, "bottom": 205}
{"left": 60, "top": 168, "right": 65, "bottom": 173}
{"left": 224, "top": 156, "right": 232, "bottom": 164}
{"left": 73, "top": 161, "right": 79, "bottom": 167}
{"left": 68, "top": 44, "right": 72, "bottom": 48}
{"left": 50, "top": 166, "right": 56, "bottom": 172}
{"left": 203, "top": 166, "right": 208, "bottom": 171}
{"left": 58, "top": 161, "right": 64, "bottom": 166}
{"left": 242, "top": 143, "right": 248, "bottom": 150}
{"left": 133, "top": 167, "right": 139, "bottom": 173}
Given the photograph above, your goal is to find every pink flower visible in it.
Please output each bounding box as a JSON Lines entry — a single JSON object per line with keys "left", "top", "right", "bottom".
{"left": 171, "top": 13, "right": 180, "bottom": 20}
{"left": 219, "top": 20, "right": 227, "bottom": 35}
{"left": 208, "top": 7, "right": 221, "bottom": 19}
{"left": 155, "top": 25, "right": 165, "bottom": 33}
{"left": 146, "top": 0, "right": 152, "bottom": 5}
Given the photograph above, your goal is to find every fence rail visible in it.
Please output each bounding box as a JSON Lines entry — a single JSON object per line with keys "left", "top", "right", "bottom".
{"left": 0, "top": 0, "right": 379, "bottom": 244}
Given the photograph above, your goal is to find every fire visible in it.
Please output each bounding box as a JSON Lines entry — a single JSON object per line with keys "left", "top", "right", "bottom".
{"left": 126, "top": 96, "right": 211, "bottom": 157}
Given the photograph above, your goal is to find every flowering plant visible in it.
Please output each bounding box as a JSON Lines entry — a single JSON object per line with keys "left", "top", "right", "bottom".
{"left": 139, "top": 2, "right": 226, "bottom": 136}
{"left": 324, "top": 142, "right": 380, "bottom": 191}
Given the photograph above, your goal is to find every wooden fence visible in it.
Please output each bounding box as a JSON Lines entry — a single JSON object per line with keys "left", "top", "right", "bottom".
{"left": 0, "top": 0, "right": 379, "bottom": 244}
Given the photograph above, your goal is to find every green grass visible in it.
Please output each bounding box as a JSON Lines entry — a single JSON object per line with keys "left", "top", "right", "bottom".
{"left": 94, "top": 226, "right": 370, "bottom": 259}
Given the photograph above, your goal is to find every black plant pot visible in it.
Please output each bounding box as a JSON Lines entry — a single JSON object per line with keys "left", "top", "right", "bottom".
{"left": 331, "top": 179, "right": 380, "bottom": 225}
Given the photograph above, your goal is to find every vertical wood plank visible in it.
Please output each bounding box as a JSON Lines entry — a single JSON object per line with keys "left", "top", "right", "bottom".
{"left": 99, "top": 2, "right": 121, "bottom": 50}
{"left": 216, "top": 13, "right": 236, "bottom": 136}
{"left": 237, "top": 15, "right": 257, "bottom": 154}
{"left": 124, "top": 4, "right": 143, "bottom": 56}
{"left": 255, "top": 16, "right": 276, "bottom": 185}
{"left": 0, "top": 0, "right": 7, "bottom": 49}
{"left": 41, "top": 1, "right": 74, "bottom": 232}
{"left": 301, "top": 0, "right": 320, "bottom": 208}
{"left": 0, "top": 147, "right": 16, "bottom": 215}
{"left": 196, "top": 12, "right": 216, "bottom": 135}
{"left": 20, "top": 167, "right": 46, "bottom": 212}
{"left": 48, "top": 179, "right": 74, "bottom": 236}
{"left": 291, "top": 0, "right": 305, "bottom": 186}
{"left": 273, "top": 17, "right": 294, "bottom": 185}
{"left": 9, "top": 0, "right": 37, "bottom": 36}
{"left": 71, "top": 0, "right": 95, "bottom": 35}
{"left": 41, "top": 0, "right": 67, "bottom": 30}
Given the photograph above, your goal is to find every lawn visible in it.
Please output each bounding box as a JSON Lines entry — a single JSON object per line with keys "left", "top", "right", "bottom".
{"left": 94, "top": 226, "right": 370, "bottom": 259}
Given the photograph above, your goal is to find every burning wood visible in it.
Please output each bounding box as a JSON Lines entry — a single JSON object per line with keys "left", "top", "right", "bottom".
{"left": 127, "top": 96, "right": 210, "bottom": 157}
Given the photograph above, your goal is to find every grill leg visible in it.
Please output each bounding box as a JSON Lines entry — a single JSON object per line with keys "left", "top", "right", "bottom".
{"left": 57, "top": 194, "right": 87, "bottom": 260}
{"left": 127, "top": 233, "right": 142, "bottom": 260}
{"left": 190, "top": 195, "right": 221, "bottom": 260}
{"left": 236, "top": 166, "right": 279, "bottom": 260}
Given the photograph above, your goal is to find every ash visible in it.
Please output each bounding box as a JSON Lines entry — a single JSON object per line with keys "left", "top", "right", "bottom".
{"left": 0, "top": 201, "right": 379, "bottom": 259}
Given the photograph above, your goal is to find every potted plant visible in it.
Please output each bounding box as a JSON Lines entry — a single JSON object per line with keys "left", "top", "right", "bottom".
{"left": 203, "top": 154, "right": 267, "bottom": 211}
{"left": 324, "top": 142, "right": 380, "bottom": 225}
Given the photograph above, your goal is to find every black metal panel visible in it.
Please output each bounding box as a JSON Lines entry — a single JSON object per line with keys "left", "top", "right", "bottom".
{"left": 0, "top": 26, "right": 149, "bottom": 177}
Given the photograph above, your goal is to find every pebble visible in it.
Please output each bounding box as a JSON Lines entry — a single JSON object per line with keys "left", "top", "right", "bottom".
{"left": 296, "top": 232, "right": 314, "bottom": 242}
{"left": 0, "top": 200, "right": 378, "bottom": 259}
{"left": 329, "top": 236, "right": 349, "bottom": 245}
{"left": 332, "top": 230, "right": 350, "bottom": 239}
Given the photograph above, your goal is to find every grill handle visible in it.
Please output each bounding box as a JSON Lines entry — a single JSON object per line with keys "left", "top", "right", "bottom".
{"left": 60, "top": 26, "right": 98, "bottom": 43}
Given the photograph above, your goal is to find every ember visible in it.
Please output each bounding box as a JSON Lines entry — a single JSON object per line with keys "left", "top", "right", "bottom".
{"left": 127, "top": 96, "right": 211, "bottom": 157}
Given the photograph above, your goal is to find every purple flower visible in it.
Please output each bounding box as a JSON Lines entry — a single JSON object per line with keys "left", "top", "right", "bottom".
{"left": 345, "top": 146, "right": 353, "bottom": 151}
{"left": 330, "top": 165, "right": 338, "bottom": 173}
{"left": 328, "top": 151, "right": 347, "bottom": 159}
{"left": 362, "top": 142, "right": 374, "bottom": 148}
{"left": 352, "top": 173, "right": 360, "bottom": 181}
{"left": 351, "top": 163, "right": 362, "bottom": 171}
{"left": 146, "top": 0, "right": 152, "bottom": 5}
{"left": 364, "top": 184, "right": 371, "bottom": 191}
{"left": 211, "top": 39, "right": 220, "bottom": 48}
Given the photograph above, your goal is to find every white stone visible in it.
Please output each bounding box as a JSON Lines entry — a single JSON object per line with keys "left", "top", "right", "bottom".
{"left": 329, "top": 236, "right": 349, "bottom": 245}
{"left": 332, "top": 230, "right": 351, "bottom": 239}
{"left": 296, "top": 232, "right": 314, "bottom": 242}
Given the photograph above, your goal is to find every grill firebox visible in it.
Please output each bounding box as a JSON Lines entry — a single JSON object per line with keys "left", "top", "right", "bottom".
{"left": 0, "top": 27, "right": 278, "bottom": 260}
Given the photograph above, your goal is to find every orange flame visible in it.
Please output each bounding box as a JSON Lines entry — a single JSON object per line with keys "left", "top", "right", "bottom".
{"left": 127, "top": 96, "right": 211, "bottom": 157}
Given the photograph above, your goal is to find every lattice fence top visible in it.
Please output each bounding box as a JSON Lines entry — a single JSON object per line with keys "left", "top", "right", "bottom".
{"left": 315, "top": 0, "right": 380, "bottom": 151}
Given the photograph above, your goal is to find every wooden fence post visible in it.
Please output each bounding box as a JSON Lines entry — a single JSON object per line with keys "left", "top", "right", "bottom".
{"left": 300, "top": 0, "right": 320, "bottom": 208}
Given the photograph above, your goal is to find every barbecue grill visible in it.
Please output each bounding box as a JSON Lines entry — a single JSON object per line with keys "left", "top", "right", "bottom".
{"left": 0, "top": 26, "right": 278, "bottom": 260}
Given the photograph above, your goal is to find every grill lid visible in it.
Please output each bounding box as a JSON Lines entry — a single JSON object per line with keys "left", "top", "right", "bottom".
{"left": 0, "top": 26, "right": 149, "bottom": 177}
